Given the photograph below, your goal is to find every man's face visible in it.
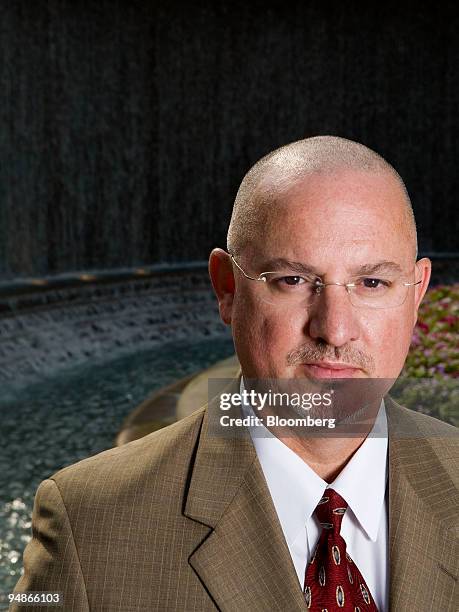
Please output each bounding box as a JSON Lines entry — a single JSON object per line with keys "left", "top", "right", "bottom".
{"left": 211, "top": 169, "right": 431, "bottom": 381}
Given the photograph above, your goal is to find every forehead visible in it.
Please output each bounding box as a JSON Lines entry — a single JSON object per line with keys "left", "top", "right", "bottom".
{"left": 253, "top": 169, "right": 414, "bottom": 269}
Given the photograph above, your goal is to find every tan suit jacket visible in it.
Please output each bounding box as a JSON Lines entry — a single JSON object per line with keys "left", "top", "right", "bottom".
{"left": 12, "top": 377, "right": 458, "bottom": 611}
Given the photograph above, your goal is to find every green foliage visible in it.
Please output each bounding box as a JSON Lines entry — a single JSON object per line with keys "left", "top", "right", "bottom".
{"left": 391, "top": 377, "right": 458, "bottom": 427}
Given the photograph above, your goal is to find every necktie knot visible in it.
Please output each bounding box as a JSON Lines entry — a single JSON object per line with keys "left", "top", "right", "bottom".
{"left": 315, "top": 488, "right": 348, "bottom": 532}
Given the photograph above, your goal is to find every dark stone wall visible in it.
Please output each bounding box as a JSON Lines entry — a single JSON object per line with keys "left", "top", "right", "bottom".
{"left": 0, "top": 1, "right": 458, "bottom": 279}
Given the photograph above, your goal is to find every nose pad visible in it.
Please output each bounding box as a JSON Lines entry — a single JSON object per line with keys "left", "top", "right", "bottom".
{"left": 313, "top": 282, "right": 325, "bottom": 297}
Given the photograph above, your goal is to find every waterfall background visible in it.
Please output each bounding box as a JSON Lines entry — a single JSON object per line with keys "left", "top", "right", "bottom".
{"left": 0, "top": 1, "right": 458, "bottom": 280}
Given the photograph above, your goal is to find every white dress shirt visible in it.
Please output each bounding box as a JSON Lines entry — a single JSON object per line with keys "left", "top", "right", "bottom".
{"left": 240, "top": 378, "right": 389, "bottom": 612}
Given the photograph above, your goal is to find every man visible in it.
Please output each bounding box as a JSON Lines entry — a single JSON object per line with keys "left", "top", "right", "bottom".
{"left": 12, "top": 137, "right": 458, "bottom": 611}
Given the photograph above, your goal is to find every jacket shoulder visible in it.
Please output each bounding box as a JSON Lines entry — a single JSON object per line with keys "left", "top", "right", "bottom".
{"left": 50, "top": 406, "right": 207, "bottom": 504}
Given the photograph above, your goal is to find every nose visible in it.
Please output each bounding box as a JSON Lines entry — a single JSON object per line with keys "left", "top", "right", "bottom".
{"left": 307, "top": 284, "right": 361, "bottom": 347}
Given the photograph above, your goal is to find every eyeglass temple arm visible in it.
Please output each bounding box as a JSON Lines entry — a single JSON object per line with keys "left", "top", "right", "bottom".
{"left": 230, "top": 254, "right": 267, "bottom": 282}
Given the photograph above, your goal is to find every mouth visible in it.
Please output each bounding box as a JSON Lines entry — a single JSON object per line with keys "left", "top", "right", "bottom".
{"left": 300, "top": 361, "right": 363, "bottom": 379}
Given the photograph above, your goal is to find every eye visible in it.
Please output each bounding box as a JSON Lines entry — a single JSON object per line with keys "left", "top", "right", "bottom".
{"left": 280, "top": 276, "right": 305, "bottom": 286}
{"left": 361, "top": 278, "right": 390, "bottom": 289}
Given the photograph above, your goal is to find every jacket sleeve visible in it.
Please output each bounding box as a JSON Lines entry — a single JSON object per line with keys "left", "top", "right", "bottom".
{"left": 10, "top": 478, "right": 89, "bottom": 612}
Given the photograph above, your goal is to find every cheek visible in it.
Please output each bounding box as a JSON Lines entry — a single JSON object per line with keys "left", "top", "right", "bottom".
{"left": 258, "top": 312, "right": 303, "bottom": 354}
{"left": 362, "top": 311, "right": 414, "bottom": 376}
{"left": 232, "top": 300, "right": 304, "bottom": 376}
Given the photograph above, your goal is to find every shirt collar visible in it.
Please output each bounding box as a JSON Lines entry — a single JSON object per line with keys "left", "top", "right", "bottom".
{"left": 331, "top": 402, "right": 388, "bottom": 541}
{"left": 240, "top": 377, "right": 387, "bottom": 544}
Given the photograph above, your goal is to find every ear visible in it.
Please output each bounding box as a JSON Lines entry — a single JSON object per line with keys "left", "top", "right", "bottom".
{"left": 208, "top": 248, "right": 235, "bottom": 325}
{"left": 412, "top": 257, "right": 432, "bottom": 323}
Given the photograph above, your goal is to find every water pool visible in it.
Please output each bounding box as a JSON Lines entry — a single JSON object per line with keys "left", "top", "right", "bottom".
{"left": 0, "top": 336, "right": 235, "bottom": 593}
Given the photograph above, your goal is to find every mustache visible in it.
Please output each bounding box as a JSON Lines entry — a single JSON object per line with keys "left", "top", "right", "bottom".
{"left": 286, "top": 342, "right": 375, "bottom": 374}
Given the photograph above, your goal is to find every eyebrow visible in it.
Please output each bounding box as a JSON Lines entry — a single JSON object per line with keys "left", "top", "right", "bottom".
{"left": 259, "top": 258, "right": 403, "bottom": 276}
{"left": 350, "top": 261, "right": 404, "bottom": 275}
{"left": 259, "top": 258, "right": 320, "bottom": 276}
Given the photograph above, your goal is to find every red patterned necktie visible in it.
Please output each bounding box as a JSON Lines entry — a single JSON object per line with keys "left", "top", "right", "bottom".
{"left": 303, "top": 488, "right": 379, "bottom": 611}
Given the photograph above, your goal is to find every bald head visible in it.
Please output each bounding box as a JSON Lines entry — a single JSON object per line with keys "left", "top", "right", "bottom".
{"left": 227, "top": 136, "right": 417, "bottom": 259}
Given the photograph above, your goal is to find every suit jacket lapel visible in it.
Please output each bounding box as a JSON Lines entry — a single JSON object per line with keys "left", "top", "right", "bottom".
{"left": 386, "top": 397, "right": 458, "bottom": 610}
{"left": 184, "top": 376, "right": 307, "bottom": 611}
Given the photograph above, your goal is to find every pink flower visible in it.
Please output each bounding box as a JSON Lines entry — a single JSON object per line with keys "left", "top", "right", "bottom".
{"left": 440, "top": 315, "right": 457, "bottom": 325}
{"left": 417, "top": 321, "right": 429, "bottom": 333}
